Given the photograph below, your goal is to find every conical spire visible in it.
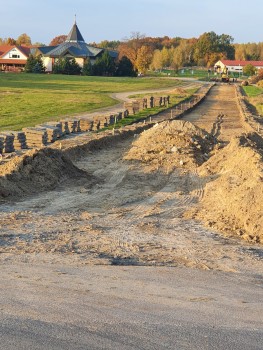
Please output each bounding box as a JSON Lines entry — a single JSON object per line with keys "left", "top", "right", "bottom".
{"left": 66, "top": 21, "right": 85, "bottom": 43}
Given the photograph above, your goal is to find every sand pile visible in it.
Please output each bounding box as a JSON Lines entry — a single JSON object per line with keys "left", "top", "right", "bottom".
{"left": 194, "top": 132, "right": 263, "bottom": 243}
{"left": 124, "top": 120, "right": 215, "bottom": 173}
{"left": 169, "top": 87, "right": 188, "bottom": 95}
{"left": 0, "top": 148, "right": 87, "bottom": 199}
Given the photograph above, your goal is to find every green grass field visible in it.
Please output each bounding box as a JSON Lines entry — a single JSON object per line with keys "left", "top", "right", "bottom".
{"left": 0, "top": 73, "right": 184, "bottom": 131}
{"left": 242, "top": 85, "right": 263, "bottom": 97}
{"left": 242, "top": 85, "right": 263, "bottom": 115}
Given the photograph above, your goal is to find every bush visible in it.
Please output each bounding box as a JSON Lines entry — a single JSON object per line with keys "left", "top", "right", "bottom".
{"left": 82, "top": 58, "right": 93, "bottom": 76}
{"left": 53, "top": 58, "right": 81, "bottom": 75}
{"left": 249, "top": 69, "right": 263, "bottom": 84}
{"left": 243, "top": 64, "right": 257, "bottom": 77}
{"left": 25, "top": 55, "right": 45, "bottom": 73}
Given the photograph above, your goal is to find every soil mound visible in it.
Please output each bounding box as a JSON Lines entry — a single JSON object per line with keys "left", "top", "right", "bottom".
{"left": 195, "top": 132, "right": 263, "bottom": 243}
{"left": 0, "top": 148, "right": 87, "bottom": 199}
{"left": 124, "top": 120, "right": 214, "bottom": 172}
{"left": 169, "top": 87, "right": 188, "bottom": 95}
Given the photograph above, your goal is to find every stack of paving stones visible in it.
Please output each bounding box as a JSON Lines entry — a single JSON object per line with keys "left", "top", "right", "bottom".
{"left": 131, "top": 100, "right": 141, "bottom": 113}
{"left": 100, "top": 116, "right": 108, "bottom": 128}
{"left": 104, "top": 115, "right": 115, "bottom": 126}
{"left": 60, "top": 120, "right": 70, "bottom": 135}
{"left": 11, "top": 131, "right": 28, "bottom": 150}
{"left": 0, "top": 132, "right": 15, "bottom": 153}
{"left": 0, "top": 135, "right": 5, "bottom": 154}
{"left": 37, "top": 124, "right": 61, "bottom": 143}
{"left": 22, "top": 127, "right": 48, "bottom": 148}
{"left": 92, "top": 117, "right": 101, "bottom": 131}
{"left": 65, "top": 119, "right": 79, "bottom": 133}
{"left": 79, "top": 118, "right": 93, "bottom": 132}
{"left": 124, "top": 101, "right": 135, "bottom": 115}
{"left": 44, "top": 121, "right": 64, "bottom": 136}
{"left": 149, "top": 96, "right": 155, "bottom": 108}
{"left": 117, "top": 112, "right": 124, "bottom": 121}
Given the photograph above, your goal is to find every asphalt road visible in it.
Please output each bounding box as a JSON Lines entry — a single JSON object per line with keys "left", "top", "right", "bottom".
{"left": 0, "top": 263, "right": 262, "bottom": 349}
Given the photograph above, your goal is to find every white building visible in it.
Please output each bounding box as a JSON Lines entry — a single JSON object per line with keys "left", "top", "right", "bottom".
{"left": 214, "top": 59, "right": 263, "bottom": 74}
{"left": 0, "top": 45, "right": 30, "bottom": 72}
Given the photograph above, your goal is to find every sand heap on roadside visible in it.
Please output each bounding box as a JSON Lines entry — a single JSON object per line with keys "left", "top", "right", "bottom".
{"left": 0, "top": 148, "right": 87, "bottom": 199}
{"left": 124, "top": 120, "right": 215, "bottom": 173}
{"left": 194, "top": 132, "right": 263, "bottom": 243}
{"left": 169, "top": 87, "right": 188, "bottom": 95}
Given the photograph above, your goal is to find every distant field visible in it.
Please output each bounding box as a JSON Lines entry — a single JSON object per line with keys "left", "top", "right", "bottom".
{"left": 0, "top": 73, "right": 183, "bottom": 131}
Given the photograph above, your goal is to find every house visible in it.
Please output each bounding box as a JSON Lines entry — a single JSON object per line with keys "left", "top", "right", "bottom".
{"left": 214, "top": 59, "right": 263, "bottom": 74}
{"left": 34, "top": 21, "right": 118, "bottom": 72}
{"left": 0, "top": 45, "right": 31, "bottom": 72}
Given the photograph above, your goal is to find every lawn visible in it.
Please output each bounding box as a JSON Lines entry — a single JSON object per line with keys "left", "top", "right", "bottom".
{"left": 242, "top": 85, "right": 263, "bottom": 97}
{"left": 0, "top": 73, "right": 184, "bottom": 131}
{"left": 242, "top": 85, "right": 263, "bottom": 115}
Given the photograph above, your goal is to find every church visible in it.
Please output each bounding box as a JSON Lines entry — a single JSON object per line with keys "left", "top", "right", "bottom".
{"left": 34, "top": 21, "right": 118, "bottom": 72}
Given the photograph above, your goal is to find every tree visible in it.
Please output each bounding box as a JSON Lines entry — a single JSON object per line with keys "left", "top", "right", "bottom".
{"left": 17, "top": 33, "right": 31, "bottom": 46}
{"left": 92, "top": 51, "right": 116, "bottom": 76}
{"left": 49, "top": 35, "right": 67, "bottom": 46}
{"left": 151, "top": 50, "right": 163, "bottom": 70}
{"left": 136, "top": 45, "right": 153, "bottom": 73}
{"left": 53, "top": 57, "right": 81, "bottom": 75}
{"left": 194, "top": 31, "right": 235, "bottom": 66}
{"left": 6, "top": 37, "right": 16, "bottom": 45}
{"left": 82, "top": 58, "right": 93, "bottom": 76}
{"left": 25, "top": 55, "right": 45, "bottom": 73}
{"left": 115, "top": 56, "right": 136, "bottom": 76}
{"left": 243, "top": 64, "right": 257, "bottom": 76}
{"left": 171, "top": 41, "right": 193, "bottom": 69}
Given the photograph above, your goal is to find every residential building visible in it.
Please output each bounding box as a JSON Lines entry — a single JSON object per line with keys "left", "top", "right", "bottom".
{"left": 0, "top": 45, "right": 31, "bottom": 72}
{"left": 214, "top": 59, "right": 263, "bottom": 74}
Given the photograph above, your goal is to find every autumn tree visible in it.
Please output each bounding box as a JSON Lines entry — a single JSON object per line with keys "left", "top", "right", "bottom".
{"left": 6, "top": 37, "right": 16, "bottom": 45}
{"left": 171, "top": 39, "right": 196, "bottom": 68}
{"left": 194, "top": 32, "right": 234, "bottom": 67}
{"left": 136, "top": 45, "right": 153, "bottom": 73}
{"left": 118, "top": 32, "right": 146, "bottom": 68}
{"left": 49, "top": 35, "right": 67, "bottom": 46}
{"left": 151, "top": 50, "right": 163, "bottom": 70}
{"left": 17, "top": 33, "right": 32, "bottom": 46}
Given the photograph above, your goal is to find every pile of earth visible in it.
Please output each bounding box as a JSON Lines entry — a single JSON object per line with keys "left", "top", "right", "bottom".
{"left": 192, "top": 132, "right": 263, "bottom": 243}
{"left": 124, "top": 120, "right": 215, "bottom": 173}
{"left": 0, "top": 148, "right": 88, "bottom": 199}
{"left": 169, "top": 87, "right": 188, "bottom": 96}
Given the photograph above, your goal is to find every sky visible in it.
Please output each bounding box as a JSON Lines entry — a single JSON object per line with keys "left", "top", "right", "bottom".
{"left": 0, "top": 0, "right": 262, "bottom": 45}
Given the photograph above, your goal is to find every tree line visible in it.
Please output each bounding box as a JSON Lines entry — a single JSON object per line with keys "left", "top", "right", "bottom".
{"left": 3, "top": 31, "right": 263, "bottom": 76}
{"left": 25, "top": 52, "right": 136, "bottom": 77}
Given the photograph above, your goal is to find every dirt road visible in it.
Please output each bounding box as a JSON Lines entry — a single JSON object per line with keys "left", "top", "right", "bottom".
{"left": 0, "top": 83, "right": 263, "bottom": 349}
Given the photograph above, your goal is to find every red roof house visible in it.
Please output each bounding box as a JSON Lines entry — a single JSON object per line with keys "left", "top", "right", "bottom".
{"left": 0, "top": 45, "right": 31, "bottom": 72}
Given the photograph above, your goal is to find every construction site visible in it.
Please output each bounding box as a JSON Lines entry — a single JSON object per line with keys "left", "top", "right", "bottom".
{"left": 0, "top": 82, "right": 263, "bottom": 349}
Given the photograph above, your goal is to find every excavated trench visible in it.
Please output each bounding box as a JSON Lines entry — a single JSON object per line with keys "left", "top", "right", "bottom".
{"left": 0, "top": 83, "right": 263, "bottom": 276}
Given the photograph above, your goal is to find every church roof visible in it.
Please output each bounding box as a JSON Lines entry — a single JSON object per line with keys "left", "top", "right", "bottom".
{"left": 66, "top": 23, "right": 85, "bottom": 43}
{"left": 43, "top": 41, "right": 103, "bottom": 58}
{"left": 38, "top": 21, "right": 118, "bottom": 60}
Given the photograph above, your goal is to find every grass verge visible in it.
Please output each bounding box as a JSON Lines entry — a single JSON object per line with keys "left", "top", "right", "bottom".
{"left": 0, "top": 74, "right": 184, "bottom": 131}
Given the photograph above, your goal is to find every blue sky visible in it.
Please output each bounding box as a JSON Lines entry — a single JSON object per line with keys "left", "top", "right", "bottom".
{"left": 1, "top": 0, "right": 262, "bottom": 44}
